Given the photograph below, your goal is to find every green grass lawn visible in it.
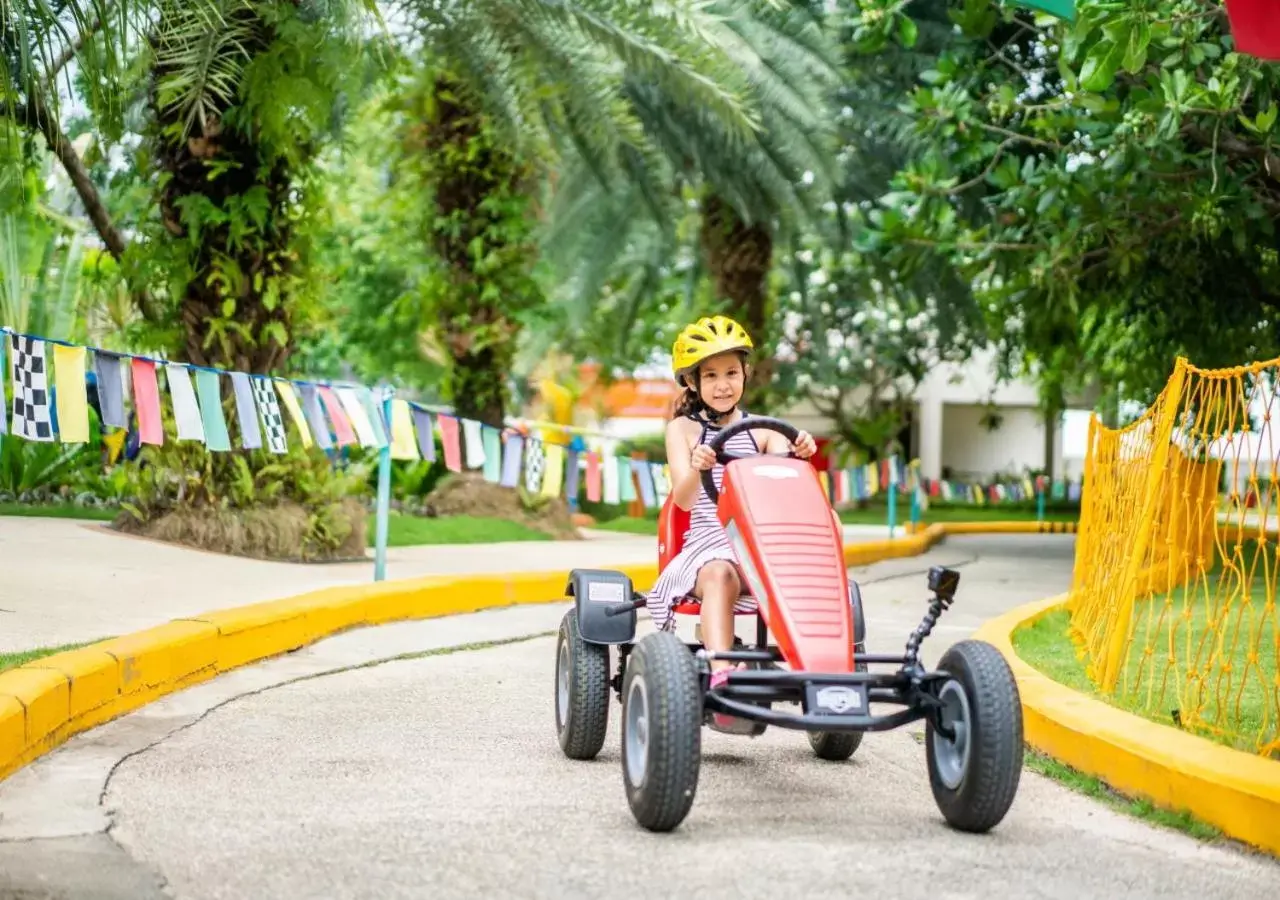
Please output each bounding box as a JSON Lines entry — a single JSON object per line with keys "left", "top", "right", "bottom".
{"left": 0, "top": 502, "right": 554, "bottom": 547}
{"left": 376, "top": 512, "right": 553, "bottom": 546}
{"left": 592, "top": 516, "right": 659, "bottom": 535}
{"left": 0, "top": 639, "right": 109, "bottom": 674}
{"left": 0, "top": 502, "right": 116, "bottom": 521}
{"left": 1013, "top": 556, "right": 1280, "bottom": 758}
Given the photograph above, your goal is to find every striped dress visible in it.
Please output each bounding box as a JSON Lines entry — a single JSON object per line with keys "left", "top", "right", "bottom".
{"left": 646, "top": 414, "right": 762, "bottom": 632}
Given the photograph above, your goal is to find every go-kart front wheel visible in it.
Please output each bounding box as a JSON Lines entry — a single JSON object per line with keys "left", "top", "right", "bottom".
{"left": 620, "top": 631, "right": 702, "bottom": 832}
{"left": 925, "top": 639, "right": 1023, "bottom": 833}
{"left": 809, "top": 582, "right": 869, "bottom": 761}
{"left": 555, "top": 608, "right": 610, "bottom": 760}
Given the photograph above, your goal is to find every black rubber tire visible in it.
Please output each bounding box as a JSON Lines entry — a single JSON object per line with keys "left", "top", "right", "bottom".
{"left": 620, "top": 631, "right": 703, "bottom": 832}
{"left": 809, "top": 582, "right": 868, "bottom": 761}
{"left": 555, "top": 608, "right": 611, "bottom": 761}
{"left": 926, "top": 639, "right": 1024, "bottom": 833}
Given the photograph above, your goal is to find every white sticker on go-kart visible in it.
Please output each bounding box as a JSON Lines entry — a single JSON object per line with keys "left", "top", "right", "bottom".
{"left": 814, "top": 686, "right": 864, "bottom": 713}
{"left": 753, "top": 465, "right": 799, "bottom": 479}
{"left": 587, "top": 581, "right": 626, "bottom": 604}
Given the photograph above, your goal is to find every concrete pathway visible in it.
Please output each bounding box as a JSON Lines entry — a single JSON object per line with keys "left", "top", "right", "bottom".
{"left": 1, "top": 535, "right": 1274, "bottom": 898}
{"left": 0, "top": 517, "right": 900, "bottom": 653}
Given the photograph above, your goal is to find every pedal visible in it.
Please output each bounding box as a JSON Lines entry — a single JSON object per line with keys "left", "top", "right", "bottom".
{"left": 706, "top": 714, "right": 763, "bottom": 737}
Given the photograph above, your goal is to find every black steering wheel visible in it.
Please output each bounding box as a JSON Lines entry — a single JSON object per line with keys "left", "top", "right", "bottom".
{"left": 700, "top": 415, "right": 802, "bottom": 505}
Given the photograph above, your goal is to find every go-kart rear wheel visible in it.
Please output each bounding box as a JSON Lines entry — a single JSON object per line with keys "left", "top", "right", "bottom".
{"left": 926, "top": 639, "right": 1023, "bottom": 833}
{"left": 620, "top": 631, "right": 702, "bottom": 832}
{"left": 555, "top": 608, "right": 610, "bottom": 760}
{"left": 809, "top": 583, "right": 869, "bottom": 761}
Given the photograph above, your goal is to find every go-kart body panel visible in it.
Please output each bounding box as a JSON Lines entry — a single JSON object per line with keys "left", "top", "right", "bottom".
{"left": 566, "top": 568, "right": 638, "bottom": 645}
{"left": 658, "top": 498, "right": 690, "bottom": 571}
{"left": 715, "top": 455, "right": 853, "bottom": 674}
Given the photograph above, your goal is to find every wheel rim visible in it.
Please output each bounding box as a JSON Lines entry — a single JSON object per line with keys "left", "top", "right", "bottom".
{"left": 624, "top": 676, "right": 649, "bottom": 787}
{"left": 931, "top": 680, "right": 972, "bottom": 791}
{"left": 556, "top": 639, "right": 570, "bottom": 728}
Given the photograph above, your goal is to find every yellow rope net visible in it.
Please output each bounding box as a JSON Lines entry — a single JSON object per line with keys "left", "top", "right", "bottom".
{"left": 1068, "top": 357, "right": 1280, "bottom": 758}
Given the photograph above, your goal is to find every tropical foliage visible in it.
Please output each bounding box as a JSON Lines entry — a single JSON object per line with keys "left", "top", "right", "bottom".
{"left": 843, "top": 0, "right": 1280, "bottom": 412}
{"left": 2, "top": 0, "right": 1276, "bottom": 553}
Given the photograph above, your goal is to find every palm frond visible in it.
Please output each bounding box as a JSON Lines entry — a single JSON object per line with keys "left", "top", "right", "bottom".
{"left": 148, "top": 0, "right": 262, "bottom": 136}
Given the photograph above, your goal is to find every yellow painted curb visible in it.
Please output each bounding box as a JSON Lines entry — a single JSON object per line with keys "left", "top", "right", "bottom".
{"left": 0, "top": 561, "right": 654, "bottom": 783}
{"left": 975, "top": 594, "right": 1280, "bottom": 857}
{"left": 939, "top": 520, "right": 1077, "bottom": 535}
{"left": 0, "top": 518, "right": 1072, "bottom": 785}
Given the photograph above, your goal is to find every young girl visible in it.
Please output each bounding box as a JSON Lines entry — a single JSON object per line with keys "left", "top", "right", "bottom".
{"left": 645, "top": 315, "right": 817, "bottom": 731}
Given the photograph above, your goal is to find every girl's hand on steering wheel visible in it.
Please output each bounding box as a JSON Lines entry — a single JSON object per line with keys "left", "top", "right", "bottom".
{"left": 792, "top": 430, "right": 818, "bottom": 460}
{"left": 691, "top": 444, "right": 717, "bottom": 471}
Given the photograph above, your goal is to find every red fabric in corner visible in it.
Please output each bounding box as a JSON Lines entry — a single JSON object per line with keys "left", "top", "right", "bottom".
{"left": 1226, "top": 0, "right": 1280, "bottom": 60}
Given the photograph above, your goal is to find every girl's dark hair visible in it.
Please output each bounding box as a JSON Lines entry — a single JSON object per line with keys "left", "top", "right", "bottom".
{"left": 671, "top": 352, "right": 750, "bottom": 421}
{"left": 673, "top": 384, "right": 702, "bottom": 420}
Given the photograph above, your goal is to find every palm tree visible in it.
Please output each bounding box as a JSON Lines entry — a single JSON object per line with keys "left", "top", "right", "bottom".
{"left": 6, "top": 0, "right": 759, "bottom": 397}
{"left": 3, "top": 0, "right": 384, "bottom": 369}
{"left": 537, "top": 0, "right": 842, "bottom": 410}
{"left": 369, "top": 0, "right": 762, "bottom": 425}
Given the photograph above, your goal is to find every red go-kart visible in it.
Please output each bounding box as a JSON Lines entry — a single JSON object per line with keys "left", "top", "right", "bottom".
{"left": 553, "top": 416, "right": 1023, "bottom": 833}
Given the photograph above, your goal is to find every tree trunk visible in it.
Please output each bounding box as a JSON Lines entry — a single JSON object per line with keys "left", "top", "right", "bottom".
{"left": 698, "top": 192, "right": 776, "bottom": 411}
{"left": 148, "top": 7, "right": 297, "bottom": 374}
{"left": 409, "top": 76, "right": 542, "bottom": 428}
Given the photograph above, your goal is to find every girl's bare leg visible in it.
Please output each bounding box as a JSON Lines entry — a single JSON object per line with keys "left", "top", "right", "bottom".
{"left": 694, "top": 560, "right": 740, "bottom": 672}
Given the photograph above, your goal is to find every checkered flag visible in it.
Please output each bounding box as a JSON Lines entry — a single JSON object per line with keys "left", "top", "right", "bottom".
{"left": 524, "top": 438, "right": 545, "bottom": 493}
{"left": 251, "top": 376, "right": 288, "bottom": 454}
{"left": 9, "top": 335, "right": 53, "bottom": 442}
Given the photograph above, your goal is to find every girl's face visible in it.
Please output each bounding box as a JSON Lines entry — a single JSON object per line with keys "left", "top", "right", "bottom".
{"left": 697, "top": 352, "right": 746, "bottom": 414}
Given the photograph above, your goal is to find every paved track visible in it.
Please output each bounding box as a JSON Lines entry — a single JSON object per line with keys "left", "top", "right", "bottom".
{"left": 2, "top": 535, "right": 1278, "bottom": 899}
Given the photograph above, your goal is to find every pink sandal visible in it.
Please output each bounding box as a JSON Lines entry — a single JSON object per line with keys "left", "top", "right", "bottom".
{"left": 708, "top": 664, "right": 755, "bottom": 734}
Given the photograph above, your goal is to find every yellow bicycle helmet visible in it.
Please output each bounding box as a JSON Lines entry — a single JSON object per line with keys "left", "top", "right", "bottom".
{"left": 671, "top": 315, "right": 754, "bottom": 386}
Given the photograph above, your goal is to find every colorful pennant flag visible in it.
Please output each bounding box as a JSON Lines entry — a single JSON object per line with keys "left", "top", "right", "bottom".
{"left": 10, "top": 335, "right": 53, "bottom": 441}
{"left": 195, "top": 369, "right": 232, "bottom": 452}
{"left": 438, "top": 414, "right": 462, "bottom": 472}
{"left": 252, "top": 377, "right": 288, "bottom": 454}
{"left": 52, "top": 344, "right": 89, "bottom": 443}
{"left": 482, "top": 426, "right": 503, "bottom": 482}
{"left": 319, "top": 387, "right": 357, "bottom": 447}
{"left": 167, "top": 363, "right": 205, "bottom": 443}
{"left": 300, "top": 384, "right": 333, "bottom": 451}
{"left": 131, "top": 358, "right": 164, "bottom": 445}
{"left": 0, "top": 336, "right": 7, "bottom": 436}
{"left": 500, "top": 432, "right": 524, "bottom": 487}
{"left": 411, "top": 406, "right": 434, "bottom": 461}
{"left": 274, "top": 380, "right": 313, "bottom": 449}
{"left": 230, "top": 372, "right": 262, "bottom": 449}
{"left": 388, "top": 399, "right": 419, "bottom": 461}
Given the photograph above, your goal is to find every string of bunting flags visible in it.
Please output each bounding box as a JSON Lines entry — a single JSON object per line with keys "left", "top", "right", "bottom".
{"left": 1, "top": 325, "right": 1082, "bottom": 512}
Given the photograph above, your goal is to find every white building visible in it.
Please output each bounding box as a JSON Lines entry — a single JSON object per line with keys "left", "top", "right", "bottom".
{"left": 777, "top": 345, "right": 1092, "bottom": 482}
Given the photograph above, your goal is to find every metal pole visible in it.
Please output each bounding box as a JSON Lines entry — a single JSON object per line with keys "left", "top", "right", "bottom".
{"left": 373, "top": 386, "right": 393, "bottom": 582}
{"left": 887, "top": 483, "right": 898, "bottom": 540}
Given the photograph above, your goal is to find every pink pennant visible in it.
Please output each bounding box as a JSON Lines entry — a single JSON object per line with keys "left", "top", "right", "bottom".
{"left": 585, "top": 452, "right": 602, "bottom": 502}
{"left": 130, "top": 358, "right": 164, "bottom": 446}
{"left": 438, "top": 415, "right": 462, "bottom": 472}
{"left": 318, "top": 387, "right": 358, "bottom": 446}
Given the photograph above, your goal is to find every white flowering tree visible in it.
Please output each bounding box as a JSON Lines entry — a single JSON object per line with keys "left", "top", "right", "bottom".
{"left": 773, "top": 230, "right": 983, "bottom": 465}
